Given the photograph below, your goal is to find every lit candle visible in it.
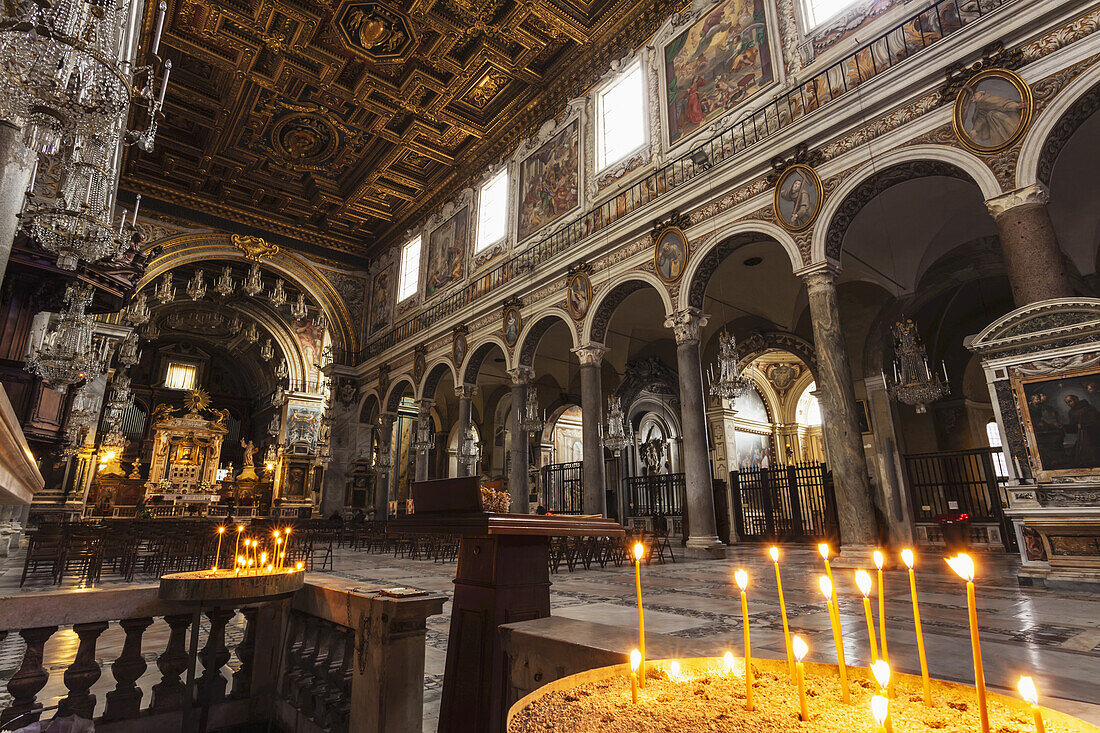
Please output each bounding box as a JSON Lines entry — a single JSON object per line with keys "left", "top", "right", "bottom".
{"left": 855, "top": 569, "right": 879, "bottom": 663}
{"left": 723, "top": 651, "right": 735, "bottom": 681}
{"left": 669, "top": 661, "right": 681, "bottom": 680}
{"left": 819, "top": 543, "right": 838, "bottom": 606}
{"left": 874, "top": 551, "right": 888, "bottom": 667}
{"left": 872, "top": 694, "right": 889, "bottom": 733}
{"left": 213, "top": 526, "right": 225, "bottom": 571}
{"left": 273, "top": 530, "right": 281, "bottom": 570}
{"left": 819, "top": 575, "right": 850, "bottom": 703}
{"left": 769, "top": 546, "right": 795, "bottom": 678}
{"left": 901, "top": 549, "right": 931, "bottom": 704}
{"left": 233, "top": 525, "right": 244, "bottom": 566}
{"left": 947, "top": 554, "right": 988, "bottom": 733}
{"left": 633, "top": 542, "right": 646, "bottom": 687}
{"left": 630, "top": 649, "right": 640, "bottom": 704}
{"left": 735, "top": 569, "right": 753, "bottom": 711}
{"left": 793, "top": 636, "right": 809, "bottom": 722}
{"left": 1017, "top": 676, "right": 1046, "bottom": 733}
{"left": 284, "top": 528, "right": 292, "bottom": 569}
{"left": 295, "top": 561, "right": 304, "bottom": 572}
{"left": 872, "top": 661, "right": 893, "bottom": 733}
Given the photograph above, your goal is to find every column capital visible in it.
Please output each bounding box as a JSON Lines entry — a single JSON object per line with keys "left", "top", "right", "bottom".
{"left": 985, "top": 183, "right": 1049, "bottom": 218}
{"left": 572, "top": 343, "right": 608, "bottom": 366}
{"left": 378, "top": 411, "right": 397, "bottom": 425}
{"left": 455, "top": 383, "right": 478, "bottom": 399}
{"left": 415, "top": 398, "right": 434, "bottom": 413}
{"left": 508, "top": 366, "right": 534, "bottom": 385}
{"left": 795, "top": 262, "right": 839, "bottom": 291}
{"left": 663, "top": 308, "right": 709, "bottom": 345}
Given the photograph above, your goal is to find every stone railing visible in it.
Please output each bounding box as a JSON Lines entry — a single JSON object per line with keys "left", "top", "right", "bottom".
{"left": 0, "top": 577, "right": 444, "bottom": 732}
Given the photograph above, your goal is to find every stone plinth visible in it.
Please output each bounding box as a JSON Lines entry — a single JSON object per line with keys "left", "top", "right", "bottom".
{"left": 159, "top": 569, "right": 305, "bottom": 603}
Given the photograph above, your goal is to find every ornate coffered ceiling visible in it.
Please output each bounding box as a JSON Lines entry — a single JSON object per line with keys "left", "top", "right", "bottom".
{"left": 120, "top": 0, "right": 684, "bottom": 258}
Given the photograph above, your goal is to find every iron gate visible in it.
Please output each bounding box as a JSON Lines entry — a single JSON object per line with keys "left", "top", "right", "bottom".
{"left": 730, "top": 462, "right": 837, "bottom": 542}
{"left": 541, "top": 461, "right": 584, "bottom": 514}
{"left": 623, "top": 474, "right": 685, "bottom": 518}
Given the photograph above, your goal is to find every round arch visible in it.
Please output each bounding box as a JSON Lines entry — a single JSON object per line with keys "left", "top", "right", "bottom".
{"left": 1017, "top": 66, "right": 1100, "bottom": 190}
{"left": 460, "top": 336, "right": 511, "bottom": 385}
{"left": 136, "top": 233, "right": 358, "bottom": 356}
{"left": 359, "top": 391, "right": 381, "bottom": 423}
{"left": 683, "top": 220, "right": 803, "bottom": 309}
{"left": 419, "top": 358, "right": 457, "bottom": 400}
{"left": 583, "top": 273, "right": 675, "bottom": 345}
{"left": 735, "top": 331, "right": 818, "bottom": 379}
{"left": 516, "top": 309, "right": 578, "bottom": 367}
{"left": 811, "top": 145, "right": 1004, "bottom": 265}
{"left": 383, "top": 377, "right": 415, "bottom": 413}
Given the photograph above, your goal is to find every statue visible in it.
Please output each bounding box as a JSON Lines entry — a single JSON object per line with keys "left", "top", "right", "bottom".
{"left": 128, "top": 458, "right": 142, "bottom": 480}
{"left": 238, "top": 440, "right": 259, "bottom": 482}
{"left": 212, "top": 408, "right": 230, "bottom": 430}
{"left": 151, "top": 403, "right": 177, "bottom": 424}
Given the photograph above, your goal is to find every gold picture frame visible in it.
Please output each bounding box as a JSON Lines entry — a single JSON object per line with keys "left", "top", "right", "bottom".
{"left": 773, "top": 164, "right": 823, "bottom": 232}
{"left": 653, "top": 226, "right": 688, "bottom": 284}
{"left": 1011, "top": 364, "right": 1100, "bottom": 482}
{"left": 452, "top": 330, "right": 468, "bottom": 368}
{"left": 567, "top": 271, "right": 592, "bottom": 320}
{"left": 503, "top": 305, "right": 522, "bottom": 348}
{"left": 952, "top": 68, "right": 1033, "bottom": 155}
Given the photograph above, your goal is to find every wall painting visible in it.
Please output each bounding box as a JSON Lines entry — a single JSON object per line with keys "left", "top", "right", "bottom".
{"left": 517, "top": 120, "right": 581, "bottom": 241}
{"left": 424, "top": 206, "right": 469, "bottom": 299}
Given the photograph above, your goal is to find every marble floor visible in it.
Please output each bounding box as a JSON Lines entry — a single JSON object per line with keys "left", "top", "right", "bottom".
{"left": 2, "top": 543, "right": 1099, "bottom": 731}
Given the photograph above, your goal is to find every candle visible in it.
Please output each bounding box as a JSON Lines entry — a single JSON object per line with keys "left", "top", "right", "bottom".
{"left": 819, "top": 543, "right": 838, "bottom": 606}
{"left": 158, "top": 60, "right": 172, "bottom": 106}
{"left": 735, "top": 569, "right": 752, "bottom": 711}
{"left": 669, "top": 661, "right": 681, "bottom": 680}
{"left": 630, "top": 649, "right": 640, "bottom": 704}
{"left": 769, "top": 547, "right": 795, "bottom": 678}
{"left": 213, "top": 526, "right": 225, "bottom": 571}
{"left": 633, "top": 542, "right": 646, "bottom": 687}
{"left": 819, "top": 576, "right": 850, "bottom": 703}
{"left": 723, "top": 651, "right": 735, "bottom": 681}
{"left": 872, "top": 694, "right": 889, "bottom": 733}
{"left": 1018, "top": 676, "right": 1046, "bottom": 733}
{"left": 872, "top": 661, "right": 893, "bottom": 733}
{"left": 132, "top": 194, "right": 141, "bottom": 227}
{"left": 901, "top": 549, "right": 931, "bottom": 704}
{"left": 855, "top": 569, "right": 879, "bottom": 663}
{"left": 295, "top": 561, "right": 304, "bottom": 572}
{"left": 273, "top": 530, "right": 281, "bottom": 570}
{"left": 151, "top": 0, "right": 167, "bottom": 56}
{"left": 793, "top": 635, "right": 809, "bottom": 721}
{"left": 874, "top": 551, "right": 888, "bottom": 666}
{"left": 947, "top": 554, "right": 988, "bottom": 733}
{"left": 284, "top": 528, "right": 292, "bottom": 569}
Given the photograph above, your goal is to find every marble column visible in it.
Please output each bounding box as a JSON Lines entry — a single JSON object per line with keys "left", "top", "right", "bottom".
{"left": 414, "top": 399, "right": 433, "bottom": 482}
{"left": 508, "top": 367, "right": 533, "bottom": 514}
{"left": 985, "top": 184, "right": 1073, "bottom": 306}
{"left": 375, "top": 413, "right": 395, "bottom": 519}
{"left": 863, "top": 375, "right": 915, "bottom": 546}
{"left": 664, "top": 309, "right": 724, "bottom": 556}
{"left": 454, "top": 384, "right": 476, "bottom": 478}
{"left": 800, "top": 265, "right": 877, "bottom": 553}
{"left": 573, "top": 344, "right": 608, "bottom": 517}
{"left": 0, "top": 121, "right": 35, "bottom": 285}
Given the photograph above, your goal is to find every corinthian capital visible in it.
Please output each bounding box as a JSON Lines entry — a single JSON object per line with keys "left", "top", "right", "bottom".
{"left": 455, "top": 383, "right": 479, "bottom": 400}
{"left": 508, "top": 366, "right": 535, "bottom": 385}
{"left": 415, "top": 398, "right": 434, "bottom": 414}
{"left": 797, "top": 262, "right": 838, "bottom": 294}
{"left": 985, "top": 183, "right": 1049, "bottom": 218}
{"left": 572, "top": 343, "right": 608, "bottom": 366}
{"left": 664, "top": 308, "right": 709, "bottom": 345}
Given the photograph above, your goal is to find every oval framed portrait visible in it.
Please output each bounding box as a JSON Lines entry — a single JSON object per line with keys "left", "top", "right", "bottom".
{"left": 653, "top": 227, "right": 688, "bottom": 284}
{"left": 452, "top": 331, "right": 468, "bottom": 368}
{"left": 567, "top": 272, "right": 592, "bottom": 320}
{"left": 773, "top": 164, "right": 823, "bottom": 232}
{"left": 503, "top": 305, "right": 522, "bottom": 348}
{"left": 413, "top": 349, "right": 427, "bottom": 382}
{"left": 953, "top": 68, "right": 1032, "bottom": 154}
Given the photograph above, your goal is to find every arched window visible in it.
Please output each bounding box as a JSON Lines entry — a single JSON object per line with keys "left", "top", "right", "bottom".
{"left": 795, "top": 383, "right": 822, "bottom": 426}
{"left": 986, "top": 419, "right": 1009, "bottom": 478}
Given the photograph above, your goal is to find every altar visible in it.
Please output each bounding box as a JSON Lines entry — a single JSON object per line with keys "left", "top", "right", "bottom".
{"left": 144, "top": 389, "right": 228, "bottom": 504}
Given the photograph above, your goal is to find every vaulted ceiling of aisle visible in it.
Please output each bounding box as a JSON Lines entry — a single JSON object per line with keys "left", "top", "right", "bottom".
{"left": 120, "top": 0, "right": 683, "bottom": 258}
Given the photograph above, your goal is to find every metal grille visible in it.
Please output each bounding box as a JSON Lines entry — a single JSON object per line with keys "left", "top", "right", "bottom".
{"left": 624, "top": 474, "right": 685, "bottom": 518}
{"left": 541, "top": 461, "right": 583, "bottom": 515}
{"left": 731, "top": 462, "right": 836, "bottom": 542}
{"left": 902, "top": 448, "right": 1005, "bottom": 522}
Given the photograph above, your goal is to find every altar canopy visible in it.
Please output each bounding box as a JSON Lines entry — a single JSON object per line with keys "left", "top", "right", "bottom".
{"left": 145, "top": 389, "right": 229, "bottom": 502}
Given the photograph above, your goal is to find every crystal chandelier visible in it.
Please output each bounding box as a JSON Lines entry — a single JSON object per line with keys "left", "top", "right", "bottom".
{"left": 244, "top": 322, "right": 259, "bottom": 344}
{"left": 372, "top": 432, "right": 393, "bottom": 476}
{"left": 458, "top": 423, "right": 480, "bottom": 468}
{"left": 105, "top": 368, "right": 133, "bottom": 419}
{"left": 242, "top": 263, "right": 263, "bottom": 296}
{"left": 4, "top": 0, "right": 172, "bottom": 269}
{"left": 215, "top": 265, "right": 235, "bottom": 297}
{"left": 260, "top": 337, "right": 274, "bottom": 361}
{"left": 154, "top": 272, "right": 175, "bottom": 304}
{"left": 268, "top": 412, "right": 281, "bottom": 437}
{"left": 887, "top": 319, "right": 949, "bottom": 414}
{"left": 25, "top": 284, "right": 110, "bottom": 391}
{"left": 269, "top": 278, "right": 287, "bottom": 308}
{"left": 274, "top": 359, "right": 288, "bottom": 381}
{"left": 600, "top": 395, "right": 633, "bottom": 456}
{"left": 124, "top": 291, "right": 150, "bottom": 326}
{"left": 291, "top": 292, "right": 308, "bottom": 321}
{"left": 412, "top": 410, "right": 434, "bottom": 453}
{"left": 140, "top": 321, "right": 160, "bottom": 340}
{"left": 186, "top": 269, "right": 206, "bottom": 300}
{"left": 117, "top": 332, "right": 140, "bottom": 367}
{"left": 518, "top": 387, "right": 544, "bottom": 433}
{"left": 707, "top": 330, "right": 751, "bottom": 401}
{"left": 62, "top": 386, "right": 97, "bottom": 457}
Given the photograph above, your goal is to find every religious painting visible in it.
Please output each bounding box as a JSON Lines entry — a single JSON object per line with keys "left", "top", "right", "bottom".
{"left": 773, "top": 164, "right": 823, "bottom": 232}
{"left": 292, "top": 317, "right": 325, "bottom": 382}
{"left": 503, "top": 305, "right": 522, "bottom": 348}
{"left": 369, "top": 265, "right": 393, "bottom": 334}
{"left": 452, "top": 330, "right": 468, "bottom": 368}
{"left": 286, "top": 403, "right": 322, "bottom": 445}
{"left": 653, "top": 226, "right": 688, "bottom": 284}
{"left": 424, "top": 207, "right": 469, "bottom": 299}
{"left": 283, "top": 464, "right": 308, "bottom": 499}
{"left": 662, "top": 0, "right": 774, "bottom": 146}
{"left": 1014, "top": 367, "right": 1100, "bottom": 481}
{"left": 733, "top": 430, "right": 772, "bottom": 472}
{"left": 517, "top": 120, "right": 581, "bottom": 241}
{"left": 567, "top": 271, "right": 592, "bottom": 321}
{"left": 953, "top": 68, "right": 1032, "bottom": 154}
{"left": 413, "top": 349, "right": 426, "bottom": 382}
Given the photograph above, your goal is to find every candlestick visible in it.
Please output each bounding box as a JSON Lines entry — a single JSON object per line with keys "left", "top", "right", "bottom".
{"left": 735, "top": 569, "right": 752, "bottom": 711}
{"left": 793, "top": 635, "right": 809, "bottom": 722}
{"left": 819, "top": 576, "right": 849, "bottom": 703}
{"left": 819, "top": 543, "right": 838, "bottom": 606}
{"left": 633, "top": 542, "right": 646, "bottom": 687}
{"left": 901, "top": 549, "right": 931, "bottom": 704}
{"left": 947, "top": 554, "right": 988, "bottom": 733}
{"left": 1017, "top": 677, "right": 1045, "bottom": 733}
{"left": 874, "top": 550, "right": 888, "bottom": 666}
{"left": 855, "top": 569, "right": 879, "bottom": 663}
{"left": 872, "top": 694, "right": 889, "bottom": 733}
{"left": 213, "top": 526, "right": 225, "bottom": 571}
{"left": 769, "top": 547, "right": 795, "bottom": 678}
{"left": 630, "top": 649, "right": 640, "bottom": 704}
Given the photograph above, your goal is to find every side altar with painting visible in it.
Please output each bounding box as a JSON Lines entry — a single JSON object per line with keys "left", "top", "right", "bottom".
{"left": 968, "top": 298, "right": 1100, "bottom": 588}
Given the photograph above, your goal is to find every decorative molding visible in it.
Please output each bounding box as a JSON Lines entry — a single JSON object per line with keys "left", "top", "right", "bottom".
{"left": 231, "top": 234, "right": 280, "bottom": 261}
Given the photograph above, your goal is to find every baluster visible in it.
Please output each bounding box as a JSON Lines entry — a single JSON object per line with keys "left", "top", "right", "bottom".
{"left": 102, "top": 617, "right": 154, "bottom": 721}
{"left": 321, "top": 627, "right": 351, "bottom": 729}
{"left": 303, "top": 622, "right": 334, "bottom": 716}
{"left": 1, "top": 626, "right": 57, "bottom": 726}
{"left": 285, "top": 614, "right": 318, "bottom": 701}
{"left": 58, "top": 621, "right": 109, "bottom": 720}
{"left": 197, "top": 608, "right": 234, "bottom": 704}
{"left": 232, "top": 607, "right": 258, "bottom": 698}
{"left": 280, "top": 612, "right": 306, "bottom": 697}
{"left": 151, "top": 614, "right": 192, "bottom": 712}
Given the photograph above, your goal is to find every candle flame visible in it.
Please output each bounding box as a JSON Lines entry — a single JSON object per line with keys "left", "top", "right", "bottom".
{"left": 723, "top": 651, "right": 735, "bottom": 673}
{"left": 218, "top": 526, "right": 225, "bottom": 534}
{"left": 237, "top": 556, "right": 245, "bottom": 566}
{"left": 855, "top": 569, "right": 873, "bottom": 597}
{"left": 818, "top": 575, "right": 833, "bottom": 600}
{"left": 792, "top": 635, "right": 808, "bottom": 662}
{"left": 735, "top": 569, "right": 748, "bottom": 591}
{"left": 237, "top": 525, "right": 244, "bottom": 532}
{"left": 872, "top": 660, "right": 891, "bottom": 690}
{"left": 946, "top": 553, "right": 975, "bottom": 582}
{"left": 630, "top": 649, "right": 641, "bottom": 672}
{"left": 273, "top": 530, "right": 280, "bottom": 538}
{"left": 1018, "top": 676, "right": 1038, "bottom": 705}
{"left": 871, "top": 695, "right": 889, "bottom": 725}
{"left": 295, "top": 562, "right": 304, "bottom": 571}
{"left": 669, "top": 661, "right": 681, "bottom": 680}
{"left": 901, "top": 548, "right": 915, "bottom": 569}
{"left": 267, "top": 565, "right": 273, "bottom": 572}
{"left": 633, "top": 542, "right": 644, "bottom": 561}
{"left": 260, "top": 552, "right": 267, "bottom": 563}
{"left": 769, "top": 546, "right": 779, "bottom": 563}
{"left": 873, "top": 550, "right": 884, "bottom": 570}
{"left": 818, "top": 543, "right": 830, "bottom": 560}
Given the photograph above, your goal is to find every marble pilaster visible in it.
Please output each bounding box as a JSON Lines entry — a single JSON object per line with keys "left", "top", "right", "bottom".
{"left": 573, "top": 344, "right": 608, "bottom": 517}
{"left": 454, "top": 384, "right": 477, "bottom": 478}
{"left": 985, "top": 184, "right": 1073, "bottom": 306}
{"left": 508, "top": 367, "right": 534, "bottom": 514}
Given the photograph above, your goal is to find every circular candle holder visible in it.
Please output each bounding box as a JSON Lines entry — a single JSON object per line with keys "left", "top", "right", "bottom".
{"left": 159, "top": 568, "right": 305, "bottom": 603}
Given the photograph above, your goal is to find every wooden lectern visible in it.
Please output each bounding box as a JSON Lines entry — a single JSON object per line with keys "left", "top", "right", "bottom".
{"left": 391, "top": 477, "right": 624, "bottom": 733}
